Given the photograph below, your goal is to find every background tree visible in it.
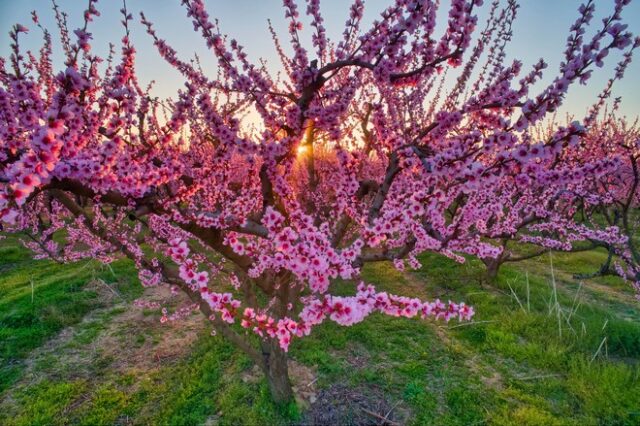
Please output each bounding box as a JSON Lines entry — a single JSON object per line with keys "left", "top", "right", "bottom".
{"left": 570, "top": 112, "right": 640, "bottom": 295}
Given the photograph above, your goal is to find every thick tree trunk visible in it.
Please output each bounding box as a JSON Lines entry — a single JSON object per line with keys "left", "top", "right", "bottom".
{"left": 261, "top": 339, "right": 294, "bottom": 404}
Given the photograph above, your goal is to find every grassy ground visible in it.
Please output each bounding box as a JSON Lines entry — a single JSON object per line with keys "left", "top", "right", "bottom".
{"left": 0, "top": 235, "right": 639, "bottom": 425}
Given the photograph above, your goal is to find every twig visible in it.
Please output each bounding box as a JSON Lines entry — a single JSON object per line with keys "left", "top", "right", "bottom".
{"left": 464, "top": 291, "right": 490, "bottom": 296}
{"left": 384, "top": 400, "right": 402, "bottom": 421}
{"left": 446, "top": 320, "right": 498, "bottom": 329}
{"left": 516, "top": 374, "right": 560, "bottom": 381}
{"left": 361, "top": 408, "right": 400, "bottom": 426}
{"left": 93, "top": 278, "right": 123, "bottom": 299}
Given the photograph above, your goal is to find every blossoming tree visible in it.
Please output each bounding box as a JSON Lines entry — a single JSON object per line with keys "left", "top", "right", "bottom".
{"left": 470, "top": 33, "right": 640, "bottom": 281}
{"left": 470, "top": 115, "right": 633, "bottom": 281}
{"left": 569, "top": 113, "right": 640, "bottom": 295}
{"left": 344, "top": 0, "right": 637, "bottom": 282}
{"left": 0, "top": 0, "right": 636, "bottom": 402}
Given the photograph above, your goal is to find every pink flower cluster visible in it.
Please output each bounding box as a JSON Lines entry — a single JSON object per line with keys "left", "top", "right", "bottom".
{"left": 242, "top": 282, "right": 474, "bottom": 351}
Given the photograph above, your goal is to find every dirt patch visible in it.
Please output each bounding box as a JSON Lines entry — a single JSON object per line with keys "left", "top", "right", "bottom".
{"left": 464, "top": 354, "right": 504, "bottom": 390}
{"left": 84, "top": 278, "right": 123, "bottom": 304}
{"left": 291, "top": 361, "right": 318, "bottom": 406}
{"left": 0, "top": 283, "right": 209, "bottom": 423}
{"left": 523, "top": 258, "right": 638, "bottom": 308}
{"left": 100, "top": 289, "right": 203, "bottom": 373}
{"left": 575, "top": 277, "right": 638, "bottom": 306}
{"left": 300, "top": 383, "right": 409, "bottom": 426}
{"left": 5, "top": 284, "right": 206, "bottom": 398}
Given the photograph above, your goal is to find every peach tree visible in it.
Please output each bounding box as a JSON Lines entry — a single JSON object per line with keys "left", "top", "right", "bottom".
{"left": 0, "top": 0, "right": 636, "bottom": 402}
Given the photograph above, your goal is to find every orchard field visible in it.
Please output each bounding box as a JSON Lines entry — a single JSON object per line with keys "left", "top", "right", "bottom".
{"left": 2, "top": 0, "right": 640, "bottom": 424}
{"left": 1, "top": 233, "right": 638, "bottom": 425}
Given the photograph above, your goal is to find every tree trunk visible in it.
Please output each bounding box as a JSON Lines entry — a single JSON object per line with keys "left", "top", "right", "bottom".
{"left": 482, "top": 240, "right": 508, "bottom": 283}
{"left": 261, "top": 338, "right": 294, "bottom": 404}
{"left": 483, "top": 257, "right": 502, "bottom": 282}
{"left": 599, "top": 247, "right": 614, "bottom": 275}
{"left": 574, "top": 245, "right": 615, "bottom": 279}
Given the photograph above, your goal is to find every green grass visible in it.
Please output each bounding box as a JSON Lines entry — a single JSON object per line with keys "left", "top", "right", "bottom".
{"left": 410, "top": 252, "right": 640, "bottom": 424}
{"left": 8, "top": 379, "right": 87, "bottom": 426}
{"left": 0, "top": 235, "right": 639, "bottom": 425}
{"left": 0, "top": 234, "right": 141, "bottom": 393}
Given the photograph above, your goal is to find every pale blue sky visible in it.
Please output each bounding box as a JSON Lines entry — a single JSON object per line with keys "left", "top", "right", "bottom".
{"left": 1, "top": 0, "right": 639, "bottom": 119}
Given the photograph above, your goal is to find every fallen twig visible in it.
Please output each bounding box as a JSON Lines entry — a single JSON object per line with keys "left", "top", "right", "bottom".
{"left": 445, "top": 320, "right": 497, "bottom": 329}
{"left": 361, "top": 408, "right": 400, "bottom": 426}
{"left": 384, "top": 400, "right": 402, "bottom": 422}
{"left": 516, "top": 374, "right": 560, "bottom": 381}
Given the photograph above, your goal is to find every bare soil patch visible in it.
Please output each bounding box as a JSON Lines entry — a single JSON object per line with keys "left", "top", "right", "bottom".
{"left": 300, "top": 383, "right": 409, "bottom": 426}
{"left": 1, "top": 284, "right": 207, "bottom": 412}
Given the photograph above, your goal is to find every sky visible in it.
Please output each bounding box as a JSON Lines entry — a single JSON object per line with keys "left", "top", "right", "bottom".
{"left": 1, "top": 0, "right": 640, "bottom": 121}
